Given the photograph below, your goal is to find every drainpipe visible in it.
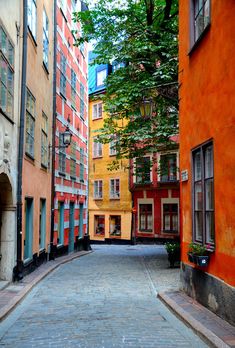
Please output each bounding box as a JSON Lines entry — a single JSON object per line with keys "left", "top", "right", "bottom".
{"left": 49, "top": 0, "right": 57, "bottom": 260}
{"left": 16, "top": 0, "right": 28, "bottom": 280}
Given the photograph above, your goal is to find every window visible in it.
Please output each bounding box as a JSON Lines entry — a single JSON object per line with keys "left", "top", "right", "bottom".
{"left": 94, "top": 180, "right": 103, "bottom": 199}
{"left": 160, "top": 154, "right": 177, "bottom": 182}
{"left": 193, "top": 141, "right": 214, "bottom": 245}
{"left": 136, "top": 157, "right": 151, "bottom": 184}
{"left": 92, "top": 102, "right": 102, "bottom": 120}
{"left": 110, "top": 216, "right": 121, "bottom": 236}
{"left": 28, "top": 0, "right": 37, "bottom": 40}
{"left": 70, "top": 140, "right": 76, "bottom": 178}
{"left": 71, "top": 69, "right": 76, "bottom": 106}
{"left": 39, "top": 199, "right": 46, "bottom": 250}
{"left": 58, "top": 201, "right": 64, "bottom": 244}
{"left": 24, "top": 198, "right": 34, "bottom": 260}
{"left": 0, "top": 26, "right": 14, "bottom": 119}
{"left": 110, "top": 179, "right": 120, "bottom": 199}
{"left": 93, "top": 138, "right": 103, "bottom": 158}
{"left": 80, "top": 147, "right": 84, "bottom": 181}
{"left": 94, "top": 215, "right": 105, "bottom": 235}
{"left": 41, "top": 112, "right": 48, "bottom": 167}
{"left": 43, "top": 9, "right": 49, "bottom": 69}
{"left": 25, "top": 89, "right": 36, "bottom": 158}
{"left": 139, "top": 204, "right": 153, "bottom": 232}
{"left": 59, "top": 133, "right": 66, "bottom": 173}
{"left": 60, "top": 52, "right": 66, "bottom": 97}
{"left": 192, "top": 0, "right": 210, "bottom": 45}
{"left": 80, "top": 82, "right": 85, "bottom": 118}
{"left": 109, "top": 135, "right": 118, "bottom": 156}
{"left": 97, "top": 69, "right": 107, "bottom": 87}
{"left": 163, "top": 204, "right": 178, "bottom": 233}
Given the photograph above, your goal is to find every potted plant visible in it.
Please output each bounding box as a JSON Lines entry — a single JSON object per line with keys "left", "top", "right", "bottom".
{"left": 188, "top": 242, "right": 210, "bottom": 267}
{"left": 165, "top": 242, "right": 180, "bottom": 268}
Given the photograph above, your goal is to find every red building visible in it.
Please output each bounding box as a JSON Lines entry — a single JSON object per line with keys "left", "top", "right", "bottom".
{"left": 130, "top": 143, "right": 180, "bottom": 242}
{"left": 52, "top": 0, "right": 88, "bottom": 255}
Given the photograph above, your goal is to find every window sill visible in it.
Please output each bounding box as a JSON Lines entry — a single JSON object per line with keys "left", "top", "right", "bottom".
{"left": 60, "top": 7, "right": 68, "bottom": 22}
{"left": 27, "top": 27, "right": 37, "bottom": 48}
{"left": 58, "top": 171, "right": 66, "bottom": 177}
{"left": 92, "top": 156, "right": 103, "bottom": 159}
{"left": 41, "top": 163, "right": 48, "bottom": 171}
{"left": 60, "top": 92, "right": 67, "bottom": 101}
{"left": 0, "top": 108, "right": 14, "bottom": 124}
{"left": 42, "top": 61, "right": 49, "bottom": 75}
{"left": 71, "top": 104, "right": 77, "bottom": 112}
{"left": 93, "top": 197, "right": 103, "bottom": 200}
{"left": 110, "top": 197, "right": 120, "bottom": 200}
{"left": 25, "top": 152, "right": 35, "bottom": 163}
{"left": 92, "top": 117, "right": 103, "bottom": 121}
{"left": 188, "top": 23, "right": 211, "bottom": 56}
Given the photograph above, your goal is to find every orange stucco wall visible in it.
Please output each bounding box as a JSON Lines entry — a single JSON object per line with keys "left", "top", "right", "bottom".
{"left": 22, "top": 0, "right": 54, "bottom": 257}
{"left": 179, "top": 0, "right": 235, "bottom": 286}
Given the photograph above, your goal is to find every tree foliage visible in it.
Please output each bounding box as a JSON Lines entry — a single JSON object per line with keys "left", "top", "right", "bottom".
{"left": 74, "top": 0, "right": 178, "bottom": 166}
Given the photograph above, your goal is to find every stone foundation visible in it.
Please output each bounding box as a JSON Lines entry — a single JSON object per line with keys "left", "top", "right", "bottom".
{"left": 180, "top": 262, "right": 235, "bottom": 326}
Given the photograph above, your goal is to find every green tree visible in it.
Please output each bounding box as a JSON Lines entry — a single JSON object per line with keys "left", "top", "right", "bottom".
{"left": 74, "top": 0, "right": 178, "bottom": 168}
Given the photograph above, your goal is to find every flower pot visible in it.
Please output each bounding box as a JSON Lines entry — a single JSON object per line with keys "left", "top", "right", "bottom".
{"left": 168, "top": 251, "right": 180, "bottom": 268}
{"left": 195, "top": 255, "right": 209, "bottom": 267}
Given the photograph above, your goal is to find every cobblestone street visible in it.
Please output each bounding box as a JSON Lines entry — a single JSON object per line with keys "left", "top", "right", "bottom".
{"left": 0, "top": 245, "right": 208, "bottom": 348}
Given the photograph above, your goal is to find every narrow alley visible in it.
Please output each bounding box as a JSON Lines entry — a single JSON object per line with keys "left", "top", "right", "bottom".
{"left": 0, "top": 245, "right": 208, "bottom": 348}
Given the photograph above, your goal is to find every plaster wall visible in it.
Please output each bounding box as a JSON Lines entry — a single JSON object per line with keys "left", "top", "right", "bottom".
{"left": 179, "top": 0, "right": 235, "bottom": 287}
{"left": 0, "top": 1, "right": 21, "bottom": 280}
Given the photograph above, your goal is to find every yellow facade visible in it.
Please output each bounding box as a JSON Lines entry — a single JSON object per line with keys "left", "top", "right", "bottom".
{"left": 88, "top": 99, "right": 132, "bottom": 241}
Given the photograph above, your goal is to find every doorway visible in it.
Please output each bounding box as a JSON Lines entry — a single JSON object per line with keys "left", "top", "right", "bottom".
{"left": 69, "top": 202, "right": 75, "bottom": 252}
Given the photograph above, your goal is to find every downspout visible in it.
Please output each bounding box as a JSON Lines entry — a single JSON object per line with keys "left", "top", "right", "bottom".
{"left": 49, "top": 0, "right": 57, "bottom": 260}
{"left": 16, "top": 0, "right": 28, "bottom": 280}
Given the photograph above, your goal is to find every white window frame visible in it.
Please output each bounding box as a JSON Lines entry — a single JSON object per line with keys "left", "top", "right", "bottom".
{"left": 97, "top": 69, "right": 107, "bottom": 87}
{"left": 138, "top": 198, "right": 154, "bottom": 234}
{"left": 41, "top": 112, "right": 48, "bottom": 167}
{"left": 93, "top": 138, "right": 103, "bottom": 158}
{"left": 28, "top": 0, "right": 37, "bottom": 40}
{"left": 25, "top": 89, "right": 36, "bottom": 158}
{"left": 92, "top": 102, "right": 102, "bottom": 120}
{"left": 161, "top": 198, "right": 179, "bottom": 234}
{"left": 109, "top": 135, "right": 118, "bottom": 156}
{"left": 43, "top": 8, "right": 49, "bottom": 69}
{"left": 94, "top": 180, "right": 103, "bottom": 199}
{"left": 0, "top": 26, "right": 14, "bottom": 119}
{"left": 110, "top": 178, "right": 120, "bottom": 199}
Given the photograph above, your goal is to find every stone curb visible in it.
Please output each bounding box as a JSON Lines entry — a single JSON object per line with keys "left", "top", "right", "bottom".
{"left": 0, "top": 250, "right": 93, "bottom": 322}
{"left": 158, "top": 292, "right": 231, "bottom": 348}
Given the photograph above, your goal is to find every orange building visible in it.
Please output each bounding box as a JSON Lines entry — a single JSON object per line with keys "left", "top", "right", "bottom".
{"left": 15, "top": 0, "right": 54, "bottom": 278}
{"left": 179, "top": 0, "right": 235, "bottom": 325}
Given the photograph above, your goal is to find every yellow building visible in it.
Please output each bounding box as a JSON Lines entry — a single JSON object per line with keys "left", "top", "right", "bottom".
{"left": 88, "top": 94, "right": 132, "bottom": 242}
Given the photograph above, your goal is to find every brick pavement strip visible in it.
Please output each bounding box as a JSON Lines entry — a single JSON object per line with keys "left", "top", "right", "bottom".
{"left": 0, "top": 245, "right": 210, "bottom": 347}
{"left": 158, "top": 291, "right": 235, "bottom": 348}
{"left": 0, "top": 250, "right": 92, "bottom": 322}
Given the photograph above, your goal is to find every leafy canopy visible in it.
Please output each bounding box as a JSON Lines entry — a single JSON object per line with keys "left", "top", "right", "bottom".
{"left": 74, "top": 0, "right": 178, "bottom": 166}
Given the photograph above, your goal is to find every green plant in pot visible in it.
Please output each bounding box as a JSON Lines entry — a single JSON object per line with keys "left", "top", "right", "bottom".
{"left": 165, "top": 242, "right": 180, "bottom": 268}
{"left": 188, "top": 242, "right": 210, "bottom": 267}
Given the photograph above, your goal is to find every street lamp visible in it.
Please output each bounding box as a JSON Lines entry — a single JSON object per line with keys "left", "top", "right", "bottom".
{"left": 62, "top": 125, "right": 72, "bottom": 147}
{"left": 139, "top": 96, "right": 154, "bottom": 118}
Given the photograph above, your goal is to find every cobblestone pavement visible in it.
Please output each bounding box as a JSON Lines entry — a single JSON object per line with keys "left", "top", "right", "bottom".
{"left": 0, "top": 245, "right": 209, "bottom": 348}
